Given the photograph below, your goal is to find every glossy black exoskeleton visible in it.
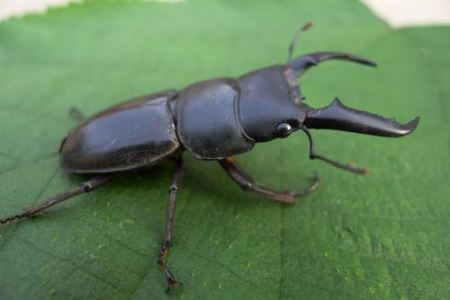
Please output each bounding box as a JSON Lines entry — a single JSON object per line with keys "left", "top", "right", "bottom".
{"left": 1, "top": 25, "right": 419, "bottom": 290}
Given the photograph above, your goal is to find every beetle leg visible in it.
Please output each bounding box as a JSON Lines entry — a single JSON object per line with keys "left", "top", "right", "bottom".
{"left": 69, "top": 106, "right": 85, "bottom": 122}
{"left": 219, "top": 157, "right": 319, "bottom": 204}
{"left": 300, "top": 127, "right": 368, "bottom": 175}
{"left": 158, "top": 156, "right": 184, "bottom": 292}
{"left": 0, "top": 175, "right": 112, "bottom": 225}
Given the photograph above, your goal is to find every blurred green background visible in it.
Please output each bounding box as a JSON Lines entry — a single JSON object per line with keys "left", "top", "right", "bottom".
{"left": 0, "top": 0, "right": 449, "bottom": 299}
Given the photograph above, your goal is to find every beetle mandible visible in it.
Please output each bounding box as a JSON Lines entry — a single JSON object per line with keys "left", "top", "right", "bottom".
{"left": 0, "top": 24, "right": 419, "bottom": 290}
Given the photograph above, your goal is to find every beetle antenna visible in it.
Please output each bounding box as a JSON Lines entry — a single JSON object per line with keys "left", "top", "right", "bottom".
{"left": 287, "top": 21, "right": 314, "bottom": 64}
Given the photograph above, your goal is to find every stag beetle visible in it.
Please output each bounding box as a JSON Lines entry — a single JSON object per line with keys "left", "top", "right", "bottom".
{"left": 0, "top": 24, "right": 419, "bottom": 290}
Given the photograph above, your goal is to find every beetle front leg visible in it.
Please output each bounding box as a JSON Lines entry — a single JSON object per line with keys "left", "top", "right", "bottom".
{"left": 300, "top": 127, "right": 368, "bottom": 175}
{"left": 219, "top": 157, "right": 319, "bottom": 204}
{"left": 158, "top": 156, "right": 184, "bottom": 292}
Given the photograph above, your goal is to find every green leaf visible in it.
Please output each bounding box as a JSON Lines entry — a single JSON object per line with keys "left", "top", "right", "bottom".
{"left": 0, "top": 1, "right": 449, "bottom": 299}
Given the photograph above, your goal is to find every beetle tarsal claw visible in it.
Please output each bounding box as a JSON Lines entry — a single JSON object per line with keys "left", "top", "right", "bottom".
{"left": 348, "top": 162, "right": 369, "bottom": 175}
{"left": 298, "top": 173, "right": 321, "bottom": 195}
{"left": 164, "top": 271, "right": 182, "bottom": 293}
{"left": 286, "top": 173, "right": 321, "bottom": 200}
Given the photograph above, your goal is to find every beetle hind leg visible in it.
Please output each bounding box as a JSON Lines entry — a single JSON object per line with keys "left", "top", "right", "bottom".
{"left": 0, "top": 175, "right": 112, "bottom": 225}
{"left": 219, "top": 157, "right": 319, "bottom": 204}
{"left": 69, "top": 106, "right": 85, "bottom": 122}
{"left": 157, "top": 156, "right": 184, "bottom": 292}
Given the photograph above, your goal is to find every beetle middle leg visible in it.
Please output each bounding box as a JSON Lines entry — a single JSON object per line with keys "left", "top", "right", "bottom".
{"left": 219, "top": 157, "right": 319, "bottom": 204}
{"left": 158, "top": 156, "right": 184, "bottom": 291}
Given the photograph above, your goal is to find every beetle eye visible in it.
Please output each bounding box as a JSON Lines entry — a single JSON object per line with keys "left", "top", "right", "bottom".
{"left": 276, "top": 123, "right": 293, "bottom": 137}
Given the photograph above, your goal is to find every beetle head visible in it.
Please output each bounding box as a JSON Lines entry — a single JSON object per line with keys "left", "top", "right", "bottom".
{"left": 237, "top": 24, "right": 419, "bottom": 174}
{"left": 238, "top": 65, "right": 309, "bottom": 142}
{"left": 238, "top": 52, "right": 419, "bottom": 144}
